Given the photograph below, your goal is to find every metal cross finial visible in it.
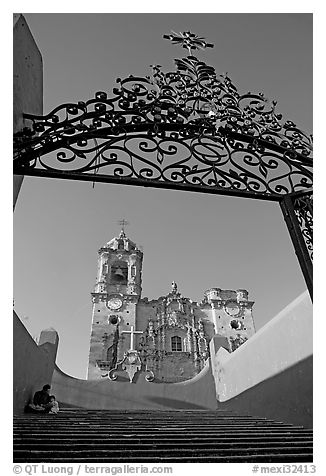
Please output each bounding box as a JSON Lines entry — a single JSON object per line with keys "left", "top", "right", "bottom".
{"left": 118, "top": 219, "right": 129, "bottom": 233}
{"left": 163, "top": 30, "right": 214, "bottom": 55}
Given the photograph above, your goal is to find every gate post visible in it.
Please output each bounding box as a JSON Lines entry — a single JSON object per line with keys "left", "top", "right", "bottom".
{"left": 280, "top": 193, "right": 313, "bottom": 301}
{"left": 13, "top": 14, "right": 43, "bottom": 209}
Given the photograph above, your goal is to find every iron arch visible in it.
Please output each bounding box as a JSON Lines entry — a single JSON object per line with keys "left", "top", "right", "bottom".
{"left": 13, "top": 30, "right": 313, "bottom": 298}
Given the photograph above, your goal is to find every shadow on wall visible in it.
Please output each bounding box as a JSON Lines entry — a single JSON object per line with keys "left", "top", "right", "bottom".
{"left": 144, "top": 397, "right": 209, "bottom": 410}
{"left": 219, "top": 355, "right": 313, "bottom": 429}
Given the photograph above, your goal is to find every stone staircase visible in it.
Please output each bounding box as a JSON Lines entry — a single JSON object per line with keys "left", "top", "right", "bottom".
{"left": 13, "top": 409, "right": 313, "bottom": 463}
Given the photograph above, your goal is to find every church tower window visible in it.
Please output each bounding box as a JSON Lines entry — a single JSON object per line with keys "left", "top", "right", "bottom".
{"left": 171, "top": 336, "right": 182, "bottom": 352}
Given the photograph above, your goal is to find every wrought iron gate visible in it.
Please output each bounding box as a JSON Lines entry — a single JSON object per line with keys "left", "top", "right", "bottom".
{"left": 13, "top": 31, "right": 313, "bottom": 298}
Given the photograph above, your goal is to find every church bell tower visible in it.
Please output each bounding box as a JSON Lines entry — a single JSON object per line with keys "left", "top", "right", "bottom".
{"left": 87, "top": 228, "right": 143, "bottom": 379}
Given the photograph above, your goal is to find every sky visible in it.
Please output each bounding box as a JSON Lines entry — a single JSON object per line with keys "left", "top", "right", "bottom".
{"left": 13, "top": 13, "right": 313, "bottom": 379}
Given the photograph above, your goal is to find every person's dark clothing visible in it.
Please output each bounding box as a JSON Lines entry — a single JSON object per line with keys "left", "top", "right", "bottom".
{"left": 33, "top": 390, "right": 50, "bottom": 406}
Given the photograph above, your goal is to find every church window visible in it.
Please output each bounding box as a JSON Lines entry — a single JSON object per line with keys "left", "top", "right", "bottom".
{"left": 117, "top": 240, "right": 124, "bottom": 250}
{"left": 131, "top": 266, "right": 136, "bottom": 277}
{"left": 171, "top": 336, "right": 182, "bottom": 352}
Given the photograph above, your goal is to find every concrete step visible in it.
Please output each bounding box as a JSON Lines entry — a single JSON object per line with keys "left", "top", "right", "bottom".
{"left": 14, "top": 435, "right": 313, "bottom": 443}
{"left": 13, "top": 427, "right": 313, "bottom": 435}
{"left": 13, "top": 454, "right": 313, "bottom": 463}
{"left": 13, "top": 409, "right": 313, "bottom": 463}
{"left": 14, "top": 442, "right": 313, "bottom": 451}
{"left": 15, "top": 446, "right": 313, "bottom": 456}
{"left": 14, "top": 423, "right": 288, "bottom": 429}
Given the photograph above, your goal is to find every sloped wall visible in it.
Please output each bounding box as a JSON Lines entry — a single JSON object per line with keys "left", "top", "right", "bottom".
{"left": 210, "top": 291, "right": 313, "bottom": 427}
{"left": 51, "top": 359, "right": 217, "bottom": 410}
{"left": 13, "top": 312, "right": 59, "bottom": 414}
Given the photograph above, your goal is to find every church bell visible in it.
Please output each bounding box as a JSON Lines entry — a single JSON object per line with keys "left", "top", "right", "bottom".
{"left": 114, "top": 267, "right": 125, "bottom": 280}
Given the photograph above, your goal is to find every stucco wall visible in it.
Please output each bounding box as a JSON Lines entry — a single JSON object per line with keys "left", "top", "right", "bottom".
{"left": 13, "top": 312, "right": 59, "bottom": 414}
{"left": 52, "top": 359, "right": 217, "bottom": 410}
{"left": 210, "top": 291, "right": 312, "bottom": 427}
{"left": 13, "top": 14, "right": 43, "bottom": 208}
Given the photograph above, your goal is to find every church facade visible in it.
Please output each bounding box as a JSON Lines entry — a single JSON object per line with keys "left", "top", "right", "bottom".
{"left": 87, "top": 230, "right": 256, "bottom": 382}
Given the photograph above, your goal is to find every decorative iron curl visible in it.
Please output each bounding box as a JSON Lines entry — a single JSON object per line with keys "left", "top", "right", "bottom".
{"left": 293, "top": 193, "right": 313, "bottom": 260}
{"left": 14, "top": 31, "right": 312, "bottom": 201}
{"left": 14, "top": 129, "right": 311, "bottom": 200}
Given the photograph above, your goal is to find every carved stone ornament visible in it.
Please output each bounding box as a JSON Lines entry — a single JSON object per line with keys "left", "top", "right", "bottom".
{"left": 145, "top": 368, "right": 155, "bottom": 382}
{"left": 108, "top": 349, "right": 142, "bottom": 382}
{"left": 167, "top": 312, "right": 188, "bottom": 329}
{"left": 168, "top": 314, "right": 178, "bottom": 327}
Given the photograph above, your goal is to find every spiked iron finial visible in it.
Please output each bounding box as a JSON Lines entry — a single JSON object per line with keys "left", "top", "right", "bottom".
{"left": 163, "top": 31, "right": 214, "bottom": 55}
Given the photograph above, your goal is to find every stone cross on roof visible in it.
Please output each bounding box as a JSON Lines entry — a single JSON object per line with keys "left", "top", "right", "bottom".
{"left": 121, "top": 326, "right": 143, "bottom": 351}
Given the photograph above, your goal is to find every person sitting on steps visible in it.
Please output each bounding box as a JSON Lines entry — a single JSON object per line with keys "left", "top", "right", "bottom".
{"left": 27, "top": 384, "right": 53, "bottom": 413}
{"left": 48, "top": 395, "right": 59, "bottom": 414}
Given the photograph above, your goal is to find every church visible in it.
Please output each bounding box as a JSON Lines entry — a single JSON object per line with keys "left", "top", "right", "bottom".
{"left": 87, "top": 229, "right": 256, "bottom": 382}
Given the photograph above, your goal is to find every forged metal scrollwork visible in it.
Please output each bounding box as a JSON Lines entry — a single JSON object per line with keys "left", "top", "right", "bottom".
{"left": 279, "top": 190, "right": 313, "bottom": 299}
{"left": 13, "top": 31, "right": 312, "bottom": 201}
{"left": 293, "top": 192, "right": 313, "bottom": 261}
